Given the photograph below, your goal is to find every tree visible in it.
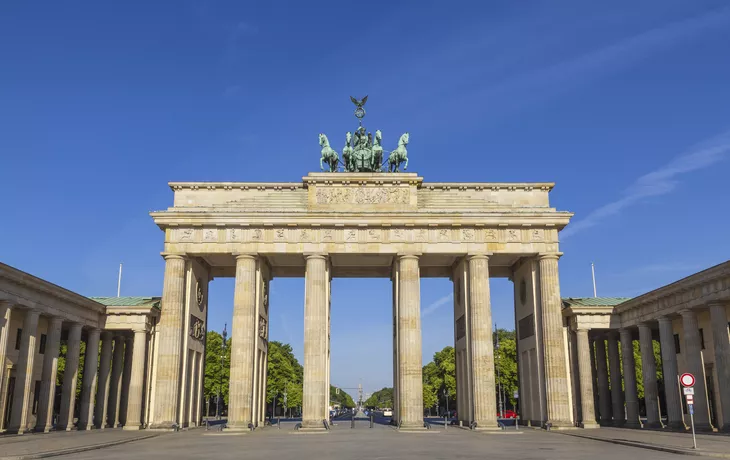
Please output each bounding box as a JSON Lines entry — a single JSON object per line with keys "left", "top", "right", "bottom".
{"left": 266, "top": 341, "right": 303, "bottom": 414}
{"left": 330, "top": 385, "right": 356, "bottom": 409}
{"left": 494, "top": 329, "right": 518, "bottom": 409}
{"left": 57, "top": 339, "right": 88, "bottom": 399}
{"left": 422, "top": 346, "right": 456, "bottom": 409}
{"left": 204, "top": 331, "right": 231, "bottom": 411}
{"left": 632, "top": 339, "right": 662, "bottom": 399}
{"left": 364, "top": 387, "right": 393, "bottom": 408}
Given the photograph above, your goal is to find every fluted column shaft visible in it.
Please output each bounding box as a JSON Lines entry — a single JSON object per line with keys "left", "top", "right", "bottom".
{"left": 397, "top": 254, "right": 424, "bottom": 429}
{"left": 7, "top": 309, "right": 40, "bottom": 434}
{"left": 467, "top": 255, "right": 498, "bottom": 429}
{"left": 124, "top": 330, "right": 147, "bottom": 430}
{"left": 79, "top": 328, "right": 101, "bottom": 430}
{"left": 59, "top": 323, "right": 83, "bottom": 431}
{"left": 658, "top": 316, "right": 684, "bottom": 429}
{"left": 302, "top": 254, "right": 329, "bottom": 429}
{"left": 595, "top": 338, "right": 612, "bottom": 424}
{"left": 151, "top": 254, "right": 187, "bottom": 428}
{"left": 538, "top": 254, "right": 572, "bottom": 426}
{"left": 619, "top": 328, "right": 640, "bottom": 427}
{"left": 709, "top": 302, "right": 730, "bottom": 432}
{"left": 228, "top": 254, "right": 258, "bottom": 429}
{"left": 638, "top": 323, "right": 661, "bottom": 428}
{"left": 94, "top": 332, "right": 114, "bottom": 429}
{"left": 682, "top": 309, "right": 713, "bottom": 430}
{"left": 36, "top": 317, "right": 63, "bottom": 432}
{"left": 107, "top": 336, "right": 125, "bottom": 427}
{"left": 119, "top": 336, "right": 133, "bottom": 425}
{"left": 0, "top": 303, "right": 11, "bottom": 405}
{"left": 576, "top": 329, "right": 599, "bottom": 428}
{"left": 607, "top": 333, "right": 625, "bottom": 426}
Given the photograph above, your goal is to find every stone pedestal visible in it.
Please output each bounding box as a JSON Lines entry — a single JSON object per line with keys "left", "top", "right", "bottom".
{"left": 619, "top": 328, "right": 640, "bottom": 428}
{"left": 79, "top": 328, "right": 101, "bottom": 430}
{"left": 709, "top": 302, "right": 730, "bottom": 432}
{"left": 94, "top": 332, "right": 114, "bottom": 429}
{"left": 228, "top": 254, "right": 258, "bottom": 430}
{"left": 124, "top": 330, "right": 147, "bottom": 430}
{"left": 467, "top": 255, "right": 498, "bottom": 430}
{"left": 658, "top": 316, "right": 685, "bottom": 429}
{"left": 36, "top": 317, "right": 63, "bottom": 432}
{"left": 576, "top": 329, "right": 599, "bottom": 428}
{"left": 595, "top": 338, "right": 612, "bottom": 424}
{"left": 681, "top": 310, "right": 713, "bottom": 431}
{"left": 302, "top": 254, "right": 329, "bottom": 430}
{"left": 607, "top": 333, "right": 625, "bottom": 426}
{"left": 59, "top": 323, "right": 83, "bottom": 431}
{"left": 7, "top": 309, "right": 40, "bottom": 434}
{"left": 638, "top": 323, "right": 662, "bottom": 428}
{"left": 150, "top": 254, "right": 187, "bottom": 429}
{"left": 538, "top": 254, "right": 572, "bottom": 426}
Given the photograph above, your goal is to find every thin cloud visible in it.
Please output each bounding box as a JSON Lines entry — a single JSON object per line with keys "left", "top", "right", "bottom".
{"left": 422, "top": 293, "right": 453, "bottom": 317}
{"left": 562, "top": 130, "right": 730, "bottom": 239}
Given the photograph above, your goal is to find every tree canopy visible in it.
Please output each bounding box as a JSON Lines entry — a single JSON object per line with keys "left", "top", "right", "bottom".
{"left": 330, "top": 385, "right": 356, "bottom": 409}
{"left": 204, "top": 330, "right": 231, "bottom": 404}
{"left": 364, "top": 387, "right": 393, "bottom": 408}
{"left": 266, "top": 341, "right": 304, "bottom": 410}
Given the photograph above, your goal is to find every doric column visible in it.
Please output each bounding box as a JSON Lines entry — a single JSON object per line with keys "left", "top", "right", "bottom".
{"left": 119, "top": 335, "right": 133, "bottom": 425}
{"left": 124, "top": 329, "right": 148, "bottom": 430}
{"left": 537, "top": 254, "right": 572, "bottom": 426}
{"left": 0, "top": 302, "right": 11, "bottom": 402}
{"left": 58, "top": 323, "right": 83, "bottom": 431}
{"left": 619, "top": 328, "right": 640, "bottom": 428}
{"left": 576, "top": 329, "right": 599, "bottom": 428}
{"left": 94, "top": 331, "right": 114, "bottom": 429}
{"left": 228, "top": 254, "right": 258, "bottom": 430}
{"left": 607, "top": 332, "right": 625, "bottom": 426}
{"left": 638, "top": 323, "right": 661, "bottom": 428}
{"left": 302, "top": 254, "right": 329, "bottom": 429}
{"left": 708, "top": 302, "right": 730, "bottom": 432}
{"left": 397, "top": 254, "right": 425, "bottom": 429}
{"left": 35, "top": 316, "right": 63, "bottom": 432}
{"left": 107, "top": 335, "right": 125, "bottom": 427}
{"left": 78, "top": 328, "right": 101, "bottom": 430}
{"left": 681, "top": 309, "right": 713, "bottom": 430}
{"left": 595, "top": 337, "right": 612, "bottom": 424}
{"left": 7, "top": 309, "right": 40, "bottom": 434}
{"left": 467, "top": 254, "right": 498, "bottom": 429}
{"left": 150, "top": 254, "right": 187, "bottom": 428}
{"left": 658, "top": 316, "right": 684, "bottom": 429}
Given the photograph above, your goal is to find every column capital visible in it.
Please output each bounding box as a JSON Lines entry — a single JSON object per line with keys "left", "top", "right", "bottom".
{"left": 637, "top": 321, "right": 653, "bottom": 330}
{"left": 161, "top": 253, "right": 187, "bottom": 261}
{"left": 657, "top": 315, "right": 674, "bottom": 325}
{"left": 537, "top": 252, "right": 563, "bottom": 261}
{"left": 707, "top": 299, "right": 730, "bottom": 308}
{"left": 101, "top": 330, "right": 114, "bottom": 339}
{"left": 68, "top": 322, "right": 83, "bottom": 332}
{"left": 466, "top": 253, "right": 492, "bottom": 261}
{"left": 303, "top": 253, "right": 328, "bottom": 261}
{"left": 679, "top": 308, "right": 697, "bottom": 317}
{"left": 233, "top": 253, "right": 258, "bottom": 261}
{"left": 396, "top": 253, "right": 421, "bottom": 261}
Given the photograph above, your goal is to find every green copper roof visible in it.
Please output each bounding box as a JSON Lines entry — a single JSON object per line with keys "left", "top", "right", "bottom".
{"left": 562, "top": 297, "right": 631, "bottom": 308}
{"left": 90, "top": 296, "right": 161, "bottom": 308}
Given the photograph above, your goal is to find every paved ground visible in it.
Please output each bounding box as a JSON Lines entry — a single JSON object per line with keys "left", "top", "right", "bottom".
{"left": 0, "top": 429, "right": 158, "bottom": 459}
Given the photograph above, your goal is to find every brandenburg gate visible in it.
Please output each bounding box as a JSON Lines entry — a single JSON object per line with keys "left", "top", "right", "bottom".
{"left": 146, "top": 99, "right": 575, "bottom": 431}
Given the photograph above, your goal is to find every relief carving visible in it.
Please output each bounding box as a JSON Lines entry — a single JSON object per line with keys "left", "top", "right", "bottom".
{"left": 531, "top": 229, "right": 544, "bottom": 241}
{"left": 179, "top": 228, "right": 194, "bottom": 241}
{"left": 275, "top": 228, "right": 286, "bottom": 241}
{"left": 258, "top": 316, "right": 268, "bottom": 340}
{"left": 252, "top": 229, "right": 263, "bottom": 241}
{"left": 507, "top": 229, "right": 520, "bottom": 242}
{"left": 438, "top": 229, "right": 450, "bottom": 241}
{"left": 315, "top": 187, "right": 409, "bottom": 205}
{"left": 229, "top": 228, "right": 241, "bottom": 241}
{"left": 322, "top": 229, "right": 334, "bottom": 241}
{"left": 485, "top": 229, "right": 498, "bottom": 241}
{"left": 367, "top": 229, "right": 381, "bottom": 241}
{"left": 415, "top": 229, "right": 428, "bottom": 242}
{"left": 345, "top": 229, "right": 357, "bottom": 242}
{"left": 462, "top": 228, "right": 475, "bottom": 241}
{"left": 203, "top": 229, "right": 217, "bottom": 242}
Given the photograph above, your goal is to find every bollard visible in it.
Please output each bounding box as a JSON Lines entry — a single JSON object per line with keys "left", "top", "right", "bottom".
{"left": 444, "top": 416, "right": 448, "bottom": 430}
{"left": 370, "top": 414, "right": 374, "bottom": 428}
{"left": 278, "top": 416, "right": 281, "bottom": 430}
{"left": 351, "top": 413, "right": 355, "bottom": 429}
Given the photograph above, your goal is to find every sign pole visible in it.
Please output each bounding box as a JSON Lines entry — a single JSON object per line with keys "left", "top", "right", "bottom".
{"left": 689, "top": 404, "right": 697, "bottom": 450}
{"left": 680, "top": 373, "right": 697, "bottom": 450}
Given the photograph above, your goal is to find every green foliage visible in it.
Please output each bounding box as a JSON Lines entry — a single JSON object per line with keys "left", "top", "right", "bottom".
{"left": 632, "top": 339, "right": 663, "bottom": 399}
{"left": 422, "top": 346, "right": 456, "bottom": 408}
{"left": 56, "top": 340, "right": 89, "bottom": 398}
{"left": 330, "top": 385, "right": 356, "bottom": 409}
{"left": 364, "top": 387, "right": 393, "bottom": 408}
{"left": 204, "top": 331, "right": 231, "bottom": 404}
{"left": 495, "top": 329, "right": 518, "bottom": 407}
{"left": 266, "top": 341, "right": 303, "bottom": 410}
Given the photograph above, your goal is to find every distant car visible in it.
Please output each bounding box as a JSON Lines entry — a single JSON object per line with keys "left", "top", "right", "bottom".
{"left": 383, "top": 408, "right": 393, "bottom": 417}
{"left": 498, "top": 410, "right": 517, "bottom": 419}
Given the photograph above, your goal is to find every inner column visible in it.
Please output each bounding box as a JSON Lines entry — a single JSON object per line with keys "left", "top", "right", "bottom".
{"left": 302, "top": 253, "right": 329, "bottom": 429}
{"left": 396, "top": 254, "right": 424, "bottom": 429}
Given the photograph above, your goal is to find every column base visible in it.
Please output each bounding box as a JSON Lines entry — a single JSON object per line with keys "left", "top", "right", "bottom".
{"left": 473, "top": 420, "right": 500, "bottom": 431}
{"left": 624, "top": 421, "right": 641, "bottom": 429}
{"left": 148, "top": 421, "right": 179, "bottom": 430}
{"left": 580, "top": 422, "right": 600, "bottom": 429}
{"left": 4, "top": 427, "right": 29, "bottom": 435}
{"left": 35, "top": 425, "right": 54, "bottom": 433}
{"left": 545, "top": 420, "right": 574, "bottom": 429}
{"left": 612, "top": 420, "right": 626, "bottom": 427}
{"left": 664, "top": 421, "right": 687, "bottom": 430}
{"left": 642, "top": 421, "right": 663, "bottom": 429}
{"left": 693, "top": 422, "right": 715, "bottom": 432}
{"left": 123, "top": 424, "right": 141, "bottom": 431}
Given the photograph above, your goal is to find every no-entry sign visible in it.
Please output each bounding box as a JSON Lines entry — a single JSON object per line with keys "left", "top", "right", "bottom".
{"left": 680, "top": 373, "right": 696, "bottom": 387}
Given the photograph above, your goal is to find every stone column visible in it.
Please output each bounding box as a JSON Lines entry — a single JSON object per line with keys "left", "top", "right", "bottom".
{"left": 228, "top": 254, "right": 258, "bottom": 430}
{"left": 107, "top": 335, "right": 125, "bottom": 427}
{"left": 7, "top": 309, "right": 40, "bottom": 434}
{"left": 607, "top": 332, "right": 625, "bottom": 426}
{"left": 124, "top": 329, "right": 147, "bottom": 430}
{"left": 59, "top": 323, "right": 83, "bottom": 431}
{"left": 537, "top": 254, "right": 572, "bottom": 426}
{"left": 397, "top": 254, "right": 425, "bottom": 429}
{"left": 119, "top": 335, "right": 133, "bottom": 425}
{"left": 595, "top": 337, "right": 612, "bottom": 424}
{"left": 638, "top": 323, "right": 661, "bottom": 428}
{"left": 576, "top": 329, "right": 599, "bottom": 428}
{"left": 620, "top": 328, "right": 640, "bottom": 428}
{"left": 302, "top": 254, "right": 329, "bottom": 429}
{"left": 35, "top": 316, "right": 63, "bottom": 432}
{"left": 681, "top": 309, "right": 713, "bottom": 430}
{"left": 0, "top": 302, "right": 11, "bottom": 401}
{"left": 708, "top": 302, "right": 730, "bottom": 432}
{"left": 78, "top": 328, "right": 101, "bottom": 430}
{"left": 658, "top": 316, "right": 684, "bottom": 429}
{"left": 150, "top": 254, "right": 187, "bottom": 428}
{"left": 94, "top": 331, "right": 114, "bottom": 429}
{"left": 467, "top": 254, "right": 498, "bottom": 429}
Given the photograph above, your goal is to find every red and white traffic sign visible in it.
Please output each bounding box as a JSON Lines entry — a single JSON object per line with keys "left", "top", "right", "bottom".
{"left": 686, "top": 394, "right": 694, "bottom": 403}
{"left": 680, "top": 373, "right": 696, "bottom": 387}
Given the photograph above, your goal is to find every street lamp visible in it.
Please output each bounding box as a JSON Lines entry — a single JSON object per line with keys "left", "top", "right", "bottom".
{"left": 443, "top": 388, "right": 450, "bottom": 419}
{"left": 217, "top": 323, "right": 227, "bottom": 420}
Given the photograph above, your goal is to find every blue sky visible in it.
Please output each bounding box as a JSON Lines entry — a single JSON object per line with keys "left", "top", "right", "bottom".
{"left": 2, "top": 1, "right": 730, "bottom": 397}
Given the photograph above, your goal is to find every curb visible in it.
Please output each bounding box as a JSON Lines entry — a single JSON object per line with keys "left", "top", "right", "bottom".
{"left": 554, "top": 431, "right": 730, "bottom": 458}
{"left": 0, "top": 433, "right": 161, "bottom": 460}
